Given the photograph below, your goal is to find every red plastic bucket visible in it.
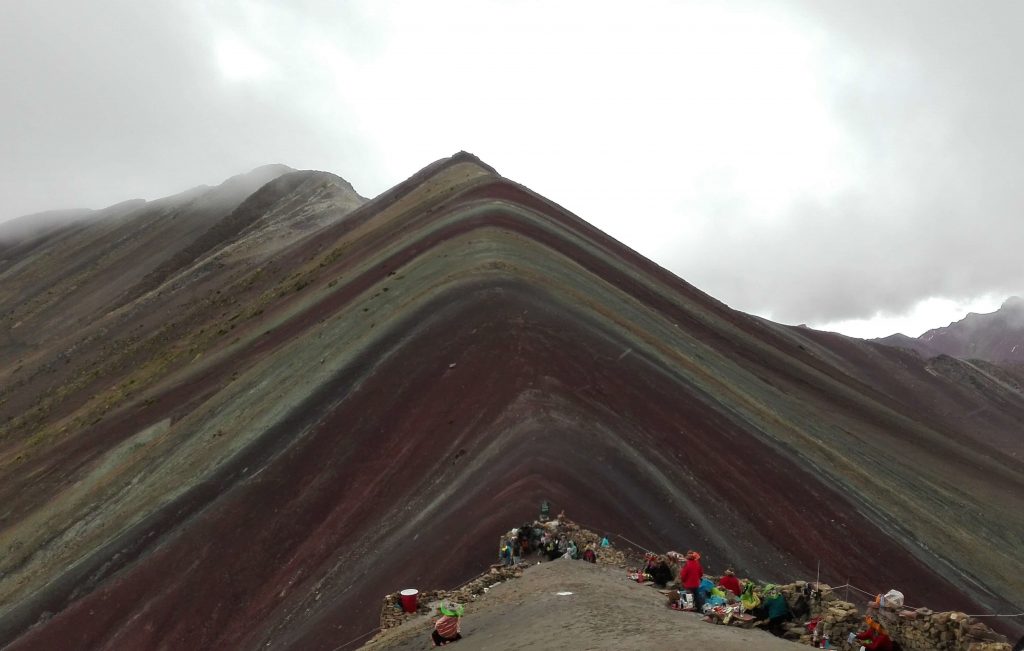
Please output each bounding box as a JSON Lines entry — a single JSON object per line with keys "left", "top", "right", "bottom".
{"left": 399, "top": 589, "right": 418, "bottom": 613}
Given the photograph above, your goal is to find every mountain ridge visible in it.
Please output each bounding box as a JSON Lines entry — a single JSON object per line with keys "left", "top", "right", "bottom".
{"left": 876, "top": 296, "right": 1024, "bottom": 363}
{"left": 0, "top": 154, "right": 1021, "bottom": 649}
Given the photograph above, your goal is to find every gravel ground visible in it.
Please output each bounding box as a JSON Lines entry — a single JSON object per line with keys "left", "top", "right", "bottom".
{"left": 362, "top": 559, "right": 803, "bottom": 650}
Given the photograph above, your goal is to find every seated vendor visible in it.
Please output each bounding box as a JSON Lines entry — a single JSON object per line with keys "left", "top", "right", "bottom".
{"left": 856, "top": 626, "right": 894, "bottom": 651}
{"left": 649, "top": 556, "right": 674, "bottom": 587}
{"left": 718, "top": 569, "right": 742, "bottom": 596}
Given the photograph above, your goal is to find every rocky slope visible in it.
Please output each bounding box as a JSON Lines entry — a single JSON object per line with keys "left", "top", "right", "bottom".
{"left": 0, "top": 154, "right": 1021, "bottom": 649}
{"left": 876, "top": 297, "right": 1024, "bottom": 363}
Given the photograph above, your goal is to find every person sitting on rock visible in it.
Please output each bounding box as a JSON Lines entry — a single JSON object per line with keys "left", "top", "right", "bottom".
{"left": 431, "top": 601, "right": 464, "bottom": 647}
{"left": 649, "top": 556, "right": 674, "bottom": 588}
{"left": 643, "top": 554, "right": 659, "bottom": 581}
{"left": 718, "top": 569, "right": 742, "bottom": 597}
{"left": 544, "top": 538, "right": 560, "bottom": 561}
{"left": 582, "top": 544, "right": 597, "bottom": 563}
{"left": 856, "top": 624, "right": 894, "bottom": 651}
{"left": 565, "top": 539, "right": 578, "bottom": 559}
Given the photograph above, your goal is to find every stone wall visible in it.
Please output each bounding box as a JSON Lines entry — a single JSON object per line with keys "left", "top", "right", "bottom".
{"left": 754, "top": 582, "right": 1011, "bottom": 650}
{"left": 773, "top": 582, "right": 863, "bottom": 646}
{"left": 375, "top": 518, "right": 1014, "bottom": 650}
{"left": 378, "top": 517, "right": 637, "bottom": 632}
{"left": 864, "top": 601, "right": 1010, "bottom": 651}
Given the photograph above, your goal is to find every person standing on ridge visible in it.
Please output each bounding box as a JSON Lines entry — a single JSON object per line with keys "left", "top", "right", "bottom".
{"left": 679, "top": 550, "right": 704, "bottom": 611}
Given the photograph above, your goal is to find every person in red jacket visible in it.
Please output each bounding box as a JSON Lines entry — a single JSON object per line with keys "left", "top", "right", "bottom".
{"left": 856, "top": 626, "right": 894, "bottom": 651}
{"left": 718, "top": 569, "right": 742, "bottom": 597}
{"left": 678, "top": 550, "right": 704, "bottom": 611}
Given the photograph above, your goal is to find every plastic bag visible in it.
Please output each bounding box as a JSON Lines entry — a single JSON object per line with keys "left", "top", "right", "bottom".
{"left": 883, "top": 589, "right": 904, "bottom": 607}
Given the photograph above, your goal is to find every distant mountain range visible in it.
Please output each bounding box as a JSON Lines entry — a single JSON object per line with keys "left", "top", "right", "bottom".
{"left": 875, "top": 297, "right": 1024, "bottom": 363}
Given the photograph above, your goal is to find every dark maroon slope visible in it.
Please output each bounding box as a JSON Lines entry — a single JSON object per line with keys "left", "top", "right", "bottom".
{"left": 0, "top": 154, "right": 1021, "bottom": 649}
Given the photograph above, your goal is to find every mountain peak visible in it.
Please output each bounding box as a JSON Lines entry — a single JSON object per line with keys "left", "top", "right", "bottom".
{"left": 1001, "top": 295, "right": 1024, "bottom": 311}
{"left": 876, "top": 295, "right": 1024, "bottom": 363}
{"left": 4, "top": 158, "right": 1023, "bottom": 648}
{"left": 218, "top": 163, "right": 295, "bottom": 192}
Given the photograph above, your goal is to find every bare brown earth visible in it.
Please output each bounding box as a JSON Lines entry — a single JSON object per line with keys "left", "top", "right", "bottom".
{"left": 363, "top": 559, "right": 803, "bottom": 651}
{"left": 0, "top": 153, "right": 1021, "bottom": 649}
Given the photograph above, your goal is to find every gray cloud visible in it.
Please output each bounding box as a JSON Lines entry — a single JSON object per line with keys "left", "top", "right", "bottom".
{"left": 1, "top": 0, "right": 1020, "bottom": 335}
{"left": 0, "top": 1, "right": 369, "bottom": 218}
{"left": 678, "top": 0, "right": 1024, "bottom": 325}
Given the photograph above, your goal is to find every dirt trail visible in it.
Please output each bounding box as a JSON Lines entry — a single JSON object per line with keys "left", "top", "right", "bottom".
{"left": 363, "top": 559, "right": 802, "bottom": 650}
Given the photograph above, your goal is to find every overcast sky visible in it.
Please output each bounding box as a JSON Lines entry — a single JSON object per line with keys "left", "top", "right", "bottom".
{"left": 2, "top": 1, "right": 1021, "bottom": 337}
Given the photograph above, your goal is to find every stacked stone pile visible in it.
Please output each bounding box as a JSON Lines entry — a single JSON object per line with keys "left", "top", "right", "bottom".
{"left": 863, "top": 601, "right": 1010, "bottom": 651}
{"left": 548, "top": 518, "right": 636, "bottom": 567}
{"left": 375, "top": 517, "right": 1014, "bottom": 650}
{"left": 750, "top": 581, "right": 1011, "bottom": 650}
{"left": 378, "top": 564, "right": 523, "bottom": 631}
{"left": 770, "top": 582, "right": 863, "bottom": 645}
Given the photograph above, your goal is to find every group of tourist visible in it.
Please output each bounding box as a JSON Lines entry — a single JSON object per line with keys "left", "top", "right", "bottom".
{"left": 498, "top": 522, "right": 603, "bottom": 566}
{"left": 645, "top": 549, "right": 900, "bottom": 649}
{"left": 439, "top": 513, "right": 610, "bottom": 646}
{"left": 430, "top": 504, "right": 926, "bottom": 649}
{"left": 654, "top": 550, "right": 715, "bottom": 612}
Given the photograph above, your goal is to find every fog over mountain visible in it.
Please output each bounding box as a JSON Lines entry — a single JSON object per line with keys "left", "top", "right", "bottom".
{"left": 876, "top": 296, "right": 1024, "bottom": 364}
{"left": 2, "top": 1, "right": 1023, "bottom": 336}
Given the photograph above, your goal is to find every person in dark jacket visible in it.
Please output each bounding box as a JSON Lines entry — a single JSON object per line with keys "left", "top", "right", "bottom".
{"left": 545, "top": 538, "right": 560, "bottom": 561}
{"left": 679, "top": 550, "right": 704, "bottom": 610}
{"left": 649, "top": 556, "right": 674, "bottom": 587}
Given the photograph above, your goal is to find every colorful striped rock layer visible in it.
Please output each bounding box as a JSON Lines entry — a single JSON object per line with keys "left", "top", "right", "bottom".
{"left": 0, "top": 153, "right": 1022, "bottom": 649}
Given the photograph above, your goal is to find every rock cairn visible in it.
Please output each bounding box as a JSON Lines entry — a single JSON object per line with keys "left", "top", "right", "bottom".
{"left": 770, "top": 582, "right": 862, "bottom": 645}
{"left": 768, "top": 582, "right": 1010, "bottom": 650}
{"left": 378, "top": 562, "right": 525, "bottom": 631}
{"left": 861, "top": 600, "right": 1010, "bottom": 651}
{"left": 378, "top": 517, "right": 635, "bottom": 631}
{"left": 545, "top": 517, "right": 638, "bottom": 568}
